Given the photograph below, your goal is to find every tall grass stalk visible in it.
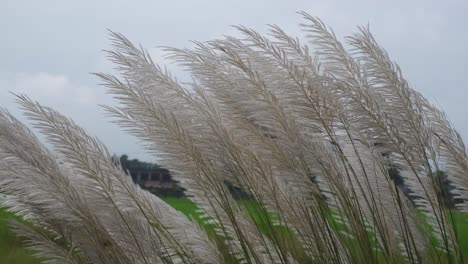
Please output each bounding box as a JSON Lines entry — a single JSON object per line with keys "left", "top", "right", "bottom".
{"left": 0, "top": 12, "right": 467, "bottom": 263}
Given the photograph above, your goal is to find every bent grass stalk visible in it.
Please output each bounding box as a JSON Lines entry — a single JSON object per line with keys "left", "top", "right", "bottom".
{"left": 0, "top": 12, "right": 467, "bottom": 264}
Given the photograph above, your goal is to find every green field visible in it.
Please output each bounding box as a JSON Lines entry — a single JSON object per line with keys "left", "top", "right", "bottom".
{"left": 0, "top": 197, "right": 207, "bottom": 264}
{"left": 0, "top": 209, "right": 39, "bottom": 264}
{"left": 2, "top": 198, "right": 468, "bottom": 263}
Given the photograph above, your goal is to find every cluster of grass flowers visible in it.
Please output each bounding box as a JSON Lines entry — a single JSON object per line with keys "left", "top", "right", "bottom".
{"left": 0, "top": 12, "right": 467, "bottom": 263}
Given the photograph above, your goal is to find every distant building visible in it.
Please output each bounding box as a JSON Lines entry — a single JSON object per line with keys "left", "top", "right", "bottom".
{"left": 129, "top": 167, "right": 184, "bottom": 196}
{"left": 129, "top": 167, "right": 173, "bottom": 189}
{"left": 118, "top": 155, "right": 184, "bottom": 196}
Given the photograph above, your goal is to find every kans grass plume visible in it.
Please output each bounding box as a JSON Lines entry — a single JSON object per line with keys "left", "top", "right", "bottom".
{"left": 0, "top": 12, "right": 467, "bottom": 263}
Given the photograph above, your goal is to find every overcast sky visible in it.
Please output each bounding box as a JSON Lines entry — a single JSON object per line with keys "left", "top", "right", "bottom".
{"left": 1, "top": 0, "right": 467, "bottom": 162}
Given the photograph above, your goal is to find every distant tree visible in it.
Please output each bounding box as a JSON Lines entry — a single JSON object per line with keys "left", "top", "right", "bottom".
{"left": 433, "top": 170, "right": 456, "bottom": 208}
{"left": 119, "top": 155, "right": 160, "bottom": 171}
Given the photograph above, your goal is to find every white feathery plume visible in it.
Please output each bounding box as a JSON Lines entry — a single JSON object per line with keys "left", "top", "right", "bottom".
{"left": 165, "top": 33, "right": 350, "bottom": 262}
{"left": 16, "top": 95, "right": 222, "bottom": 264}
{"left": 0, "top": 108, "right": 132, "bottom": 264}
{"left": 297, "top": 13, "right": 449, "bottom": 261}
{"left": 97, "top": 32, "right": 293, "bottom": 264}
{"left": 0, "top": 11, "right": 465, "bottom": 264}
{"left": 347, "top": 26, "right": 463, "bottom": 256}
